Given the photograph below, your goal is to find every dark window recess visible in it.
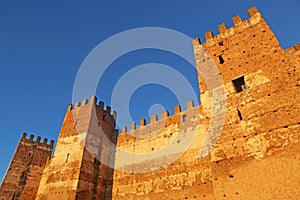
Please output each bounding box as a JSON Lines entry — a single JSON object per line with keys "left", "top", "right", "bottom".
{"left": 219, "top": 55, "right": 225, "bottom": 64}
{"left": 65, "top": 153, "right": 70, "bottom": 163}
{"left": 94, "top": 157, "right": 100, "bottom": 166}
{"left": 237, "top": 109, "right": 243, "bottom": 120}
{"left": 232, "top": 76, "right": 247, "bottom": 92}
{"left": 20, "top": 172, "right": 25, "bottom": 179}
{"left": 182, "top": 114, "right": 187, "bottom": 122}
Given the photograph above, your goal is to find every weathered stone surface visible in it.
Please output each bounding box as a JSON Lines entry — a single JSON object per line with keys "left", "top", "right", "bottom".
{"left": 112, "top": 6, "right": 300, "bottom": 200}
{"left": 0, "top": 6, "right": 299, "bottom": 200}
{"left": 35, "top": 98, "right": 118, "bottom": 200}
{"left": 0, "top": 133, "right": 53, "bottom": 200}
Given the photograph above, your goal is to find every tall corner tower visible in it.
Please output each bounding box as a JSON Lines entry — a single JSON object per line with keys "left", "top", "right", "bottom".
{"left": 36, "top": 96, "right": 118, "bottom": 200}
{"left": 192, "top": 6, "right": 300, "bottom": 199}
{"left": 0, "top": 133, "right": 54, "bottom": 200}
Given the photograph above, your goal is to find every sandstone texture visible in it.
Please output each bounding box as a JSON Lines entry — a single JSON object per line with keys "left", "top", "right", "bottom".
{"left": 0, "top": 6, "right": 299, "bottom": 200}
{"left": 113, "top": 7, "right": 300, "bottom": 200}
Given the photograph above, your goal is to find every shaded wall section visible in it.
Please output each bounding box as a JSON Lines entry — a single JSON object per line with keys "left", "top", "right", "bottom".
{"left": 0, "top": 133, "right": 53, "bottom": 200}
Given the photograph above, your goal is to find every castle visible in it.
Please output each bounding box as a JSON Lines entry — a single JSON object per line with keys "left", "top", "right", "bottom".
{"left": 1, "top": 7, "right": 299, "bottom": 200}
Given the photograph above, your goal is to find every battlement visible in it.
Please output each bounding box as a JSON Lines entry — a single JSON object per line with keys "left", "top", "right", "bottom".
{"left": 193, "top": 7, "right": 262, "bottom": 47}
{"left": 119, "top": 99, "right": 197, "bottom": 136}
{"left": 21, "top": 132, "right": 54, "bottom": 149}
{"left": 2, "top": 7, "right": 300, "bottom": 200}
{"left": 286, "top": 43, "right": 300, "bottom": 55}
{"left": 69, "top": 96, "right": 117, "bottom": 119}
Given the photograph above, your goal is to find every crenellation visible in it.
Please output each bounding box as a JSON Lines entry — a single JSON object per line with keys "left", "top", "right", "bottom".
{"left": 34, "top": 95, "right": 117, "bottom": 199}
{"left": 1, "top": 6, "right": 299, "bottom": 200}
{"left": 161, "top": 110, "right": 169, "bottom": 118}
{"left": 192, "top": 37, "right": 201, "bottom": 46}
{"left": 106, "top": 105, "right": 111, "bottom": 114}
{"left": 75, "top": 101, "right": 81, "bottom": 108}
{"left": 218, "top": 23, "right": 227, "bottom": 34}
{"left": 21, "top": 132, "right": 27, "bottom": 140}
{"left": 29, "top": 134, "right": 34, "bottom": 141}
{"left": 119, "top": 100, "right": 198, "bottom": 135}
{"left": 121, "top": 126, "right": 127, "bottom": 133}
{"left": 232, "top": 15, "right": 242, "bottom": 25}
{"left": 67, "top": 104, "right": 73, "bottom": 111}
{"left": 247, "top": 6, "right": 259, "bottom": 17}
{"left": 70, "top": 97, "right": 118, "bottom": 125}
{"left": 112, "top": 110, "right": 117, "bottom": 120}
{"left": 98, "top": 101, "right": 104, "bottom": 109}
{"left": 81, "top": 98, "right": 88, "bottom": 106}
{"left": 186, "top": 99, "right": 194, "bottom": 109}
{"left": 0, "top": 132, "right": 54, "bottom": 200}
{"left": 89, "top": 95, "right": 98, "bottom": 105}
{"left": 150, "top": 115, "right": 158, "bottom": 123}
{"left": 174, "top": 104, "right": 181, "bottom": 113}
{"left": 199, "top": 7, "right": 264, "bottom": 46}
{"left": 43, "top": 138, "right": 48, "bottom": 145}
{"left": 130, "top": 122, "right": 136, "bottom": 131}
{"left": 36, "top": 136, "right": 41, "bottom": 143}
{"left": 20, "top": 133, "right": 54, "bottom": 149}
{"left": 139, "top": 118, "right": 146, "bottom": 127}
{"left": 50, "top": 140, "right": 55, "bottom": 148}
{"left": 72, "top": 96, "right": 98, "bottom": 109}
{"left": 113, "top": 7, "right": 299, "bottom": 200}
{"left": 205, "top": 31, "right": 213, "bottom": 40}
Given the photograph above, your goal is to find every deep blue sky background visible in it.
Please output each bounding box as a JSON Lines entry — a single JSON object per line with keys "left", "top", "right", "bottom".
{"left": 0, "top": 1, "right": 299, "bottom": 182}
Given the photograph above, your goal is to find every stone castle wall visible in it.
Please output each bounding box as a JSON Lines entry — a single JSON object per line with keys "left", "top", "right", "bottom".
{"left": 0, "top": 134, "right": 53, "bottom": 200}
{"left": 0, "top": 6, "right": 299, "bottom": 200}
{"left": 111, "top": 7, "right": 300, "bottom": 200}
{"left": 35, "top": 97, "right": 118, "bottom": 200}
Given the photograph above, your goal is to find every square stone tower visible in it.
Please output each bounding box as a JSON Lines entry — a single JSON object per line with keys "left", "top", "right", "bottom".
{"left": 192, "top": 6, "right": 300, "bottom": 199}
{"left": 0, "top": 6, "right": 299, "bottom": 200}
{"left": 35, "top": 97, "right": 118, "bottom": 200}
{"left": 0, "top": 134, "right": 54, "bottom": 200}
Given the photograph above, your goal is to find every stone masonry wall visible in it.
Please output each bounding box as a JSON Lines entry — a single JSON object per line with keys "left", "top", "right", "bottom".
{"left": 0, "top": 134, "right": 53, "bottom": 200}
{"left": 113, "top": 103, "right": 214, "bottom": 199}
{"left": 112, "top": 7, "right": 300, "bottom": 200}
{"left": 0, "top": 6, "right": 299, "bottom": 200}
{"left": 36, "top": 97, "right": 118, "bottom": 200}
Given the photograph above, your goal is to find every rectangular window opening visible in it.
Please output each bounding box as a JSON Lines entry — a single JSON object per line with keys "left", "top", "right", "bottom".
{"left": 232, "top": 76, "right": 246, "bottom": 93}
{"left": 182, "top": 114, "right": 187, "bottom": 122}
{"left": 219, "top": 55, "right": 225, "bottom": 64}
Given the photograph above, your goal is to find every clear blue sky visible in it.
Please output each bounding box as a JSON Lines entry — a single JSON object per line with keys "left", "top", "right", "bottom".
{"left": 0, "top": 1, "right": 299, "bottom": 182}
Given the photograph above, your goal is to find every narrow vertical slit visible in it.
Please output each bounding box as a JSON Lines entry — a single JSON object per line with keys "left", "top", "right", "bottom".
{"left": 65, "top": 153, "right": 70, "bottom": 163}
{"left": 237, "top": 108, "right": 243, "bottom": 120}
